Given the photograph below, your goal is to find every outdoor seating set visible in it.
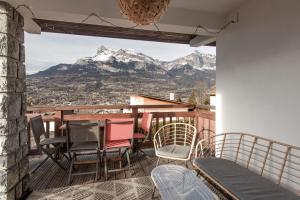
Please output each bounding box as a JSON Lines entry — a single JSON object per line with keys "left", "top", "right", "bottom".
{"left": 30, "top": 113, "right": 153, "bottom": 183}
{"left": 30, "top": 113, "right": 300, "bottom": 200}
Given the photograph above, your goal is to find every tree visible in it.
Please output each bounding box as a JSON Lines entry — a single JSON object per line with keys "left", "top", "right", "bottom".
{"left": 176, "top": 95, "right": 182, "bottom": 103}
{"left": 188, "top": 90, "right": 197, "bottom": 105}
{"left": 204, "top": 97, "right": 210, "bottom": 105}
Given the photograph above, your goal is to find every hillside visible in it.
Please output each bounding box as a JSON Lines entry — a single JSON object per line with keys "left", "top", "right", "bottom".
{"left": 27, "top": 46, "right": 216, "bottom": 106}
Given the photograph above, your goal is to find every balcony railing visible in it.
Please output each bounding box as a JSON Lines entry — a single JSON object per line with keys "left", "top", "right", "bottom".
{"left": 26, "top": 104, "right": 215, "bottom": 155}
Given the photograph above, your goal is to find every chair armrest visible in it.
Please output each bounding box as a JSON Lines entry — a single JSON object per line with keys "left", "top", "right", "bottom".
{"left": 195, "top": 139, "right": 207, "bottom": 158}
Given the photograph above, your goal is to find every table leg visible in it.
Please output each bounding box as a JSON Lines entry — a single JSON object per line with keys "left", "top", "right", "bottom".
{"left": 152, "top": 186, "right": 156, "bottom": 199}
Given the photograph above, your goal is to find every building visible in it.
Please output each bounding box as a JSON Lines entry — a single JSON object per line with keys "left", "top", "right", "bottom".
{"left": 125, "top": 94, "right": 193, "bottom": 113}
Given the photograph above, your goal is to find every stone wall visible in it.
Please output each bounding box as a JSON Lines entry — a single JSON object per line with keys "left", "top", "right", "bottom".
{"left": 0, "top": 2, "right": 29, "bottom": 200}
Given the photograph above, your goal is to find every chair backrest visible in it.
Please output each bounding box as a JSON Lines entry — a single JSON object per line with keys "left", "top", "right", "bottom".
{"left": 68, "top": 121, "right": 101, "bottom": 146}
{"left": 105, "top": 118, "right": 134, "bottom": 141}
{"left": 140, "top": 113, "right": 153, "bottom": 134}
{"left": 30, "top": 115, "right": 46, "bottom": 146}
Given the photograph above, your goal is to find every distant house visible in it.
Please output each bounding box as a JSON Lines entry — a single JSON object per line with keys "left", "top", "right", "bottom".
{"left": 124, "top": 94, "right": 193, "bottom": 113}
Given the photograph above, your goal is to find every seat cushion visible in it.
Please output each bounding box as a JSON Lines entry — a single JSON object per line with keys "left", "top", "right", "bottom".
{"left": 193, "top": 158, "right": 300, "bottom": 200}
{"left": 40, "top": 136, "right": 67, "bottom": 146}
{"left": 69, "top": 141, "right": 99, "bottom": 152}
{"left": 133, "top": 133, "right": 146, "bottom": 139}
{"left": 105, "top": 140, "right": 131, "bottom": 149}
{"left": 156, "top": 144, "right": 191, "bottom": 159}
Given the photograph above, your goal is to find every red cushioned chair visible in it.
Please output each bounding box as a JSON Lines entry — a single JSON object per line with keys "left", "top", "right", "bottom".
{"left": 103, "top": 118, "right": 134, "bottom": 180}
{"left": 133, "top": 113, "right": 153, "bottom": 156}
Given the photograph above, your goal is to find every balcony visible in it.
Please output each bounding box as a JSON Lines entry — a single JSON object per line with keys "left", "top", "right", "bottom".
{"left": 26, "top": 104, "right": 216, "bottom": 199}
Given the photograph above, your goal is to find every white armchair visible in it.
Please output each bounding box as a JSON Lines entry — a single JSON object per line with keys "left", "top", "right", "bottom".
{"left": 153, "top": 123, "right": 197, "bottom": 167}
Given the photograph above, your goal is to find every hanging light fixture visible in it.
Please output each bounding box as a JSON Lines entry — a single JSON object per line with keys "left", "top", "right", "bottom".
{"left": 117, "top": 0, "right": 171, "bottom": 26}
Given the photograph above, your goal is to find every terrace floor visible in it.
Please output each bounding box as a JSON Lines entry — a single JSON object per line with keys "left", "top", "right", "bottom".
{"left": 28, "top": 149, "right": 227, "bottom": 200}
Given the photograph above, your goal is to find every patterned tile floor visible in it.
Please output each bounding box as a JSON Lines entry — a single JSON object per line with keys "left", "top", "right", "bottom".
{"left": 29, "top": 176, "right": 159, "bottom": 200}
{"left": 28, "top": 149, "right": 228, "bottom": 200}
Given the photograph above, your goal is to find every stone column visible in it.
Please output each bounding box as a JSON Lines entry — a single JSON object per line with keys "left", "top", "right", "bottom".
{"left": 0, "top": 2, "right": 29, "bottom": 200}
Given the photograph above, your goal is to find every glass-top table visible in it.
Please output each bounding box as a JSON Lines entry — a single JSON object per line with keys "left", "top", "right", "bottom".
{"left": 151, "top": 164, "right": 219, "bottom": 200}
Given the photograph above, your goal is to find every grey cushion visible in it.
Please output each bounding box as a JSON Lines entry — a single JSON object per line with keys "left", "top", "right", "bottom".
{"left": 156, "top": 144, "right": 191, "bottom": 159}
{"left": 69, "top": 141, "right": 99, "bottom": 152}
{"left": 194, "top": 158, "right": 300, "bottom": 200}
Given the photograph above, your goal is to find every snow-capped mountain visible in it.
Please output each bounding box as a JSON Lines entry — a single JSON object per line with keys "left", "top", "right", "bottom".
{"left": 163, "top": 51, "right": 216, "bottom": 71}
{"left": 28, "top": 46, "right": 216, "bottom": 106}
{"left": 74, "top": 46, "right": 166, "bottom": 75}
{"left": 32, "top": 45, "right": 215, "bottom": 80}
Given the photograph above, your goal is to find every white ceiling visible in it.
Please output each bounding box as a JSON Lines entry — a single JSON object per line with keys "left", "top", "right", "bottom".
{"left": 5, "top": 0, "right": 246, "bottom": 39}
{"left": 170, "top": 0, "right": 246, "bottom": 14}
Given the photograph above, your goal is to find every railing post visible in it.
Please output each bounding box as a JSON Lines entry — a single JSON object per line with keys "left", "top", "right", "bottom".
{"left": 261, "top": 141, "right": 273, "bottom": 175}
{"left": 132, "top": 107, "right": 138, "bottom": 132}
{"left": 247, "top": 137, "right": 257, "bottom": 168}
{"left": 278, "top": 147, "right": 291, "bottom": 185}
{"left": 196, "top": 116, "right": 204, "bottom": 140}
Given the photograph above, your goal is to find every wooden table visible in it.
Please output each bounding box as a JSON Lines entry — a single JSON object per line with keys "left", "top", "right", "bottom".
{"left": 151, "top": 164, "right": 218, "bottom": 200}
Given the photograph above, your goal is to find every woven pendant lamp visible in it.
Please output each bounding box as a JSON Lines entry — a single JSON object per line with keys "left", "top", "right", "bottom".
{"left": 117, "top": 0, "right": 171, "bottom": 25}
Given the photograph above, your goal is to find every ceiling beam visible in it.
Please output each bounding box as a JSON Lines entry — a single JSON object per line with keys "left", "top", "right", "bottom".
{"left": 34, "top": 18, "right": 204, "bottom": 44}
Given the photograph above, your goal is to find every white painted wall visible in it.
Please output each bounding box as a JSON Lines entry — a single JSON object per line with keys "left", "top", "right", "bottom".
{"left": 217, "top": 0, "right": 300, "bottom": 147}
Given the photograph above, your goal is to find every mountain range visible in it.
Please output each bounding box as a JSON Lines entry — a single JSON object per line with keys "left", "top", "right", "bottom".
{"left": 27, "top": 46, "right": 216, "bottom": 106}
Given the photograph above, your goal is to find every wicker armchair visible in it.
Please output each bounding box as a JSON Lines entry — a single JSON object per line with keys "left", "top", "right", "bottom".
{"left": 153, "top": 123, "right": 197, "bottom": 167}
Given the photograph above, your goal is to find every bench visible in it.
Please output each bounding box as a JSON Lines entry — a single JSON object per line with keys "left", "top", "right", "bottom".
{"left": 193, "top": 133, "right": 300, "bottom": 200}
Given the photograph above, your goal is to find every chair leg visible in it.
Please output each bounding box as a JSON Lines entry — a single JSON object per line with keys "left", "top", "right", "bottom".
{"left": 156, "top": 157, "right": 160, "bottom": 167}
{"left": 43, "top": 145, "right": 66, "bottom": 170}
{"left": 47, "top": 152, "right": 66, "bottom": 170}
{"left": 68, "top": 153, "right": 74, "bottom": 185}
{"left": 104, "top": 151, "right": 108, "bottom": 181}
{"left": 152, "top": 186, "right": 156, "bottom": 199}
{"left": 95, "top": 150, "right": 100, "bottom": 181}
{"left": 126, "top": 150, "right": 133, "bottom": 176}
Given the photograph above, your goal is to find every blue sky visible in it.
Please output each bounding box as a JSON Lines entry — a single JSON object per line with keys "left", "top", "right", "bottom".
{"left": 25, "top": 32, "right": 216, "bottom": 74}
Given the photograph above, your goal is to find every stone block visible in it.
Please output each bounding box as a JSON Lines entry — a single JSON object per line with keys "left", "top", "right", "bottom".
{"left": 0, "top": 188, "right": 15, "bottom": 200}
{"left": 22, "top": 174, "right": 29, "bottom": 193}
{"left": 19, "top": 129, "right": 27, "bottom": 146}
{"left": 17, "top": 116, "right": 27, "bottom": 132}
{"left": 0, "top": 33, "right": 19, "bottom": 60}
{"left": 0, "top": 77, "right": 16, "bottom": 92}
{"left": 0, "top": 134, "right": 19, "bottom": 155}
{"left": 0, "top": 153, "right": 15, "bottom": 169}
{"left": 0, "top": 2, "right": 13, "bottom": 17}
{"left": 19, "top": 44, "right": 24, "bottom": 62}
{"left": 15, "top": 148, "right": 21, "bottom": 164}
{"left": 0, "top": 56, "right": 18, "bottom": 77}
{"left": 17, "top": 63, "right": 25, "bottom": 78}
{"left": 19, "top": 158, "right": 28, "bottom": 179}
{"left": 0, "top": 93, "right": 21, "bottom": 119}
{"left": 15, "top": 181, "right": 22, "bottom": 200}
{"left": 0, "top": 164, "right": 19, "bottom": 192}
{"left": 21, "top": 145, "right": 28, "bottom": 158}
{"left": 15, "top": 78, "right": 25, "bottom": 93}
{"left": 0, "top": 14, "right": 16, "bottom": 37}
{"left": 0, "top": 119, "right": 17, "bottom": 136}
{"left": 20, "top": 94, "right": 26, "bottom": 116}
{"left": 16, "top": 27, "right": 24, "bottom": 43}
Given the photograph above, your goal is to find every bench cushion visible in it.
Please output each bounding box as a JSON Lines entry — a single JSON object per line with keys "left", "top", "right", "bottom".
{"left": 194, "top": 158, "right": 300, "bottom": 200}
{"left": 156, "top": 144, "right": 191, "bottom": 159}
